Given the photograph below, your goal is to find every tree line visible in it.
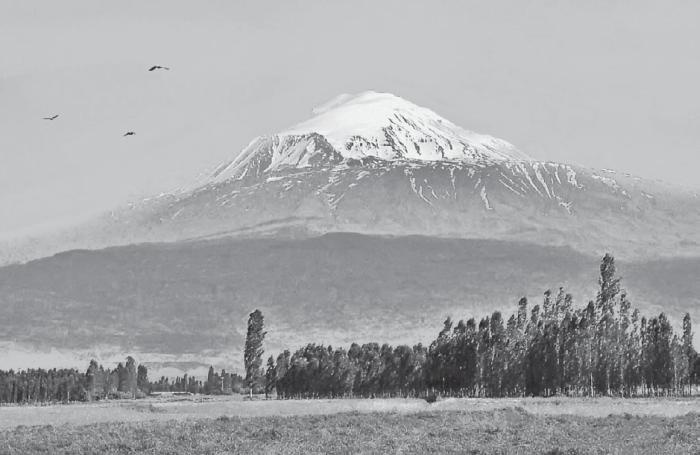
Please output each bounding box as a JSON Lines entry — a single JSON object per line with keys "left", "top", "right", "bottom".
{"left": 0, "top": 356, "right": 244, "bottom": 404}
{"left": 258, "top": 255, "right": 700, "bottom": 398}
{"left": 2, "top": 254, "right": 698, "bottom": 403}
{"left": 0, "top": 356, "right": 143, "bottom": 404}
{"left": 148, "top": 367, "right": 245, "bottom": 395}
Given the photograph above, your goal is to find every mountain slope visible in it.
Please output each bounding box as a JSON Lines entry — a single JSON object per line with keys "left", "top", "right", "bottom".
{"left": 1, "top": 234, "right": 698, "bottom": 374}
{"left": 119, "top": 158, "right": 699, "bottom": 257}
{"left": 2, "top": 91, "right": 699, "bottom": 265}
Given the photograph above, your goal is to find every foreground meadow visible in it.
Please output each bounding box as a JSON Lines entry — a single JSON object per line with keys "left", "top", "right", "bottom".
{"left": 2, "top": 407, "right": 700, "bottom": 454}
{"left": 1, "top": 397, "right": 700, "bottom": 454}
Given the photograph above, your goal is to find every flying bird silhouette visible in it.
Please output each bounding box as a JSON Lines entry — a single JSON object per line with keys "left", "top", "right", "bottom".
{"left": 43, "top": 114, "right": 59, "bottom": 120}
{"left": 123, "top": 131, "right": 135, "bottom": 137}
{"left": 148, "top": 65, "right": 170, "bottom": 72}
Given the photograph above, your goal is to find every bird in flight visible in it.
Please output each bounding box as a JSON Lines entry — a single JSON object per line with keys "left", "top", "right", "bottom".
{"left": 148, "top": 65, "right": 170, "bottom": 72}
{"left": 123, "top": 131, "right": 135, "bottom": 137}
{"left": 43, "top": 114, "right": 59, "bottom": 120}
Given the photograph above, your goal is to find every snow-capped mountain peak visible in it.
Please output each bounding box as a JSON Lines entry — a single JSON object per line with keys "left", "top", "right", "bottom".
{"left": 3, "top": 92, "right": 700, "bottom": 265}
{"left": 211, "top": 91, "right": 531, "bottom": 182}
{"left": 287, "top": 91, "right": 529, "bottom": 160}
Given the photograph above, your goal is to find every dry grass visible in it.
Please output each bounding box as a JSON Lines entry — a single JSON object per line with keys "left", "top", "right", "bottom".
{"left": 3, "top": 396, "right": 700, "bottom": 430}
{"left": 2, "top": 408, "right": 700, "bottom": 454}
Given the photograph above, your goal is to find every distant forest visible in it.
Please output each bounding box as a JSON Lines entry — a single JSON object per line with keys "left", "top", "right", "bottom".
{"left": 0, "top": 356, "right": 245, "bottom": 404}
{"left": 1, "top": 254, "right": 699, "bottom": 404}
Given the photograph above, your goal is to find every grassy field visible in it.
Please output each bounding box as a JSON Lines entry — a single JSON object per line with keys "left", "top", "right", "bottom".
{"left": 2, "top": 398, "right": 700, "bottom": 454}
{"left": 2, "top": 396, "right": 700, "bottom": 429}
{"left": 2, "top": 408, "right": 700, "bottom": 454}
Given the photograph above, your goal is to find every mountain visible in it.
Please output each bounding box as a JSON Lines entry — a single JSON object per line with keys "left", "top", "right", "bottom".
{"left": 1, "top": 91, "right": 699, "bottom": 375}
{"left": 3, "top": 91, "right": 699, "bottom": 264}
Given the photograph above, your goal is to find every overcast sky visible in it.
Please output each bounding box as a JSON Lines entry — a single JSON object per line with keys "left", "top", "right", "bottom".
{"left": 1, "top": 0, "right": 698, "bottom": 239}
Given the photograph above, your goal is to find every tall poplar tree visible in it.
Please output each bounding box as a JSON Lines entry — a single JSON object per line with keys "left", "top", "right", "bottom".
{"left": 125, "top": 356, "right": 138, "bottom": 398}
{"left": 682, "top": 313, "right": 695, "bottom": 393}
{"left": 244, "top": 309, "right": 266, "bottom": 396}
{"left": 264, "top": 356, "right": 276, "bottom": 398}
{"left": 137, "top": 364, "right": 149, "bottom": 394}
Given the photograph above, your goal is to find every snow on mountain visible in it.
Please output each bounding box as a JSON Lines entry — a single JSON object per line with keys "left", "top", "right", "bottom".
{"left": 211, "top": 91, "right": 531, "bottom": 182}
{"left": 2, "top": 91, "right": 700, "bottom": 264}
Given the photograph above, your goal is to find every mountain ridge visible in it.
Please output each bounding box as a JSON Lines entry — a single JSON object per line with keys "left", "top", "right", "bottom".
{"left": 1, "top": 91, "right": 699, "bottom": 264}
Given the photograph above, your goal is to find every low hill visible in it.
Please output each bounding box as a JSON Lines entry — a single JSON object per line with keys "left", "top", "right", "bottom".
{"left": 1, "top": 233, "right": 697, "bottom": 373}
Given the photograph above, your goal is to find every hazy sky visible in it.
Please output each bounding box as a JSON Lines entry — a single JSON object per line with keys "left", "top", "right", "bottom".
{"left": 1, "top": 0, "right": 699, "bottom": 239}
